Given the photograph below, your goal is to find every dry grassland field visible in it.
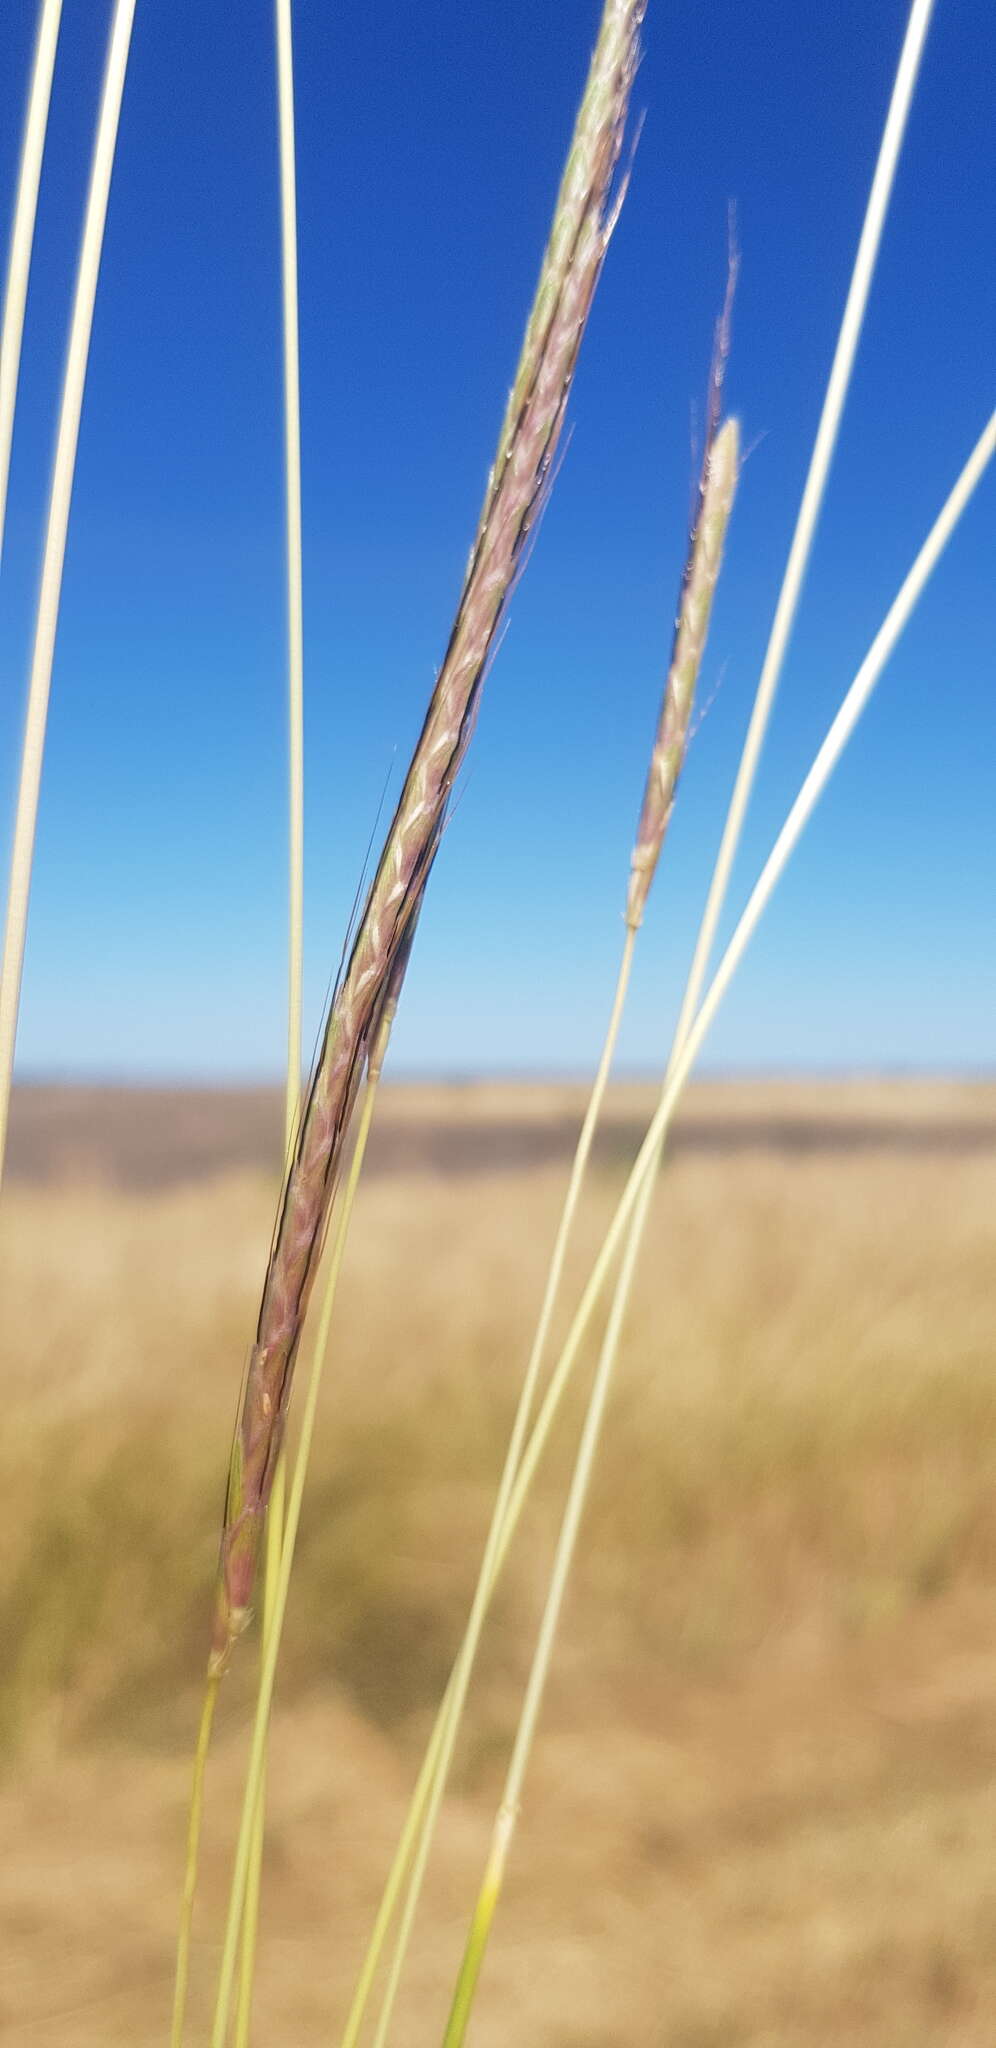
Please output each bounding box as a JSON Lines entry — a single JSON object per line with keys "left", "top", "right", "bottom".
{"left": 3, "top": 1075, "right": 996, "bottom": 2046}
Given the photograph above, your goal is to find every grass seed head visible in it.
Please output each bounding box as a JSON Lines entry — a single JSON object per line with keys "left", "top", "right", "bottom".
{"left": 626, "top": 415, "right": 739, "bottom": 930}
{"left": 211, "top": 0, "right": 647, "bottom": 1671}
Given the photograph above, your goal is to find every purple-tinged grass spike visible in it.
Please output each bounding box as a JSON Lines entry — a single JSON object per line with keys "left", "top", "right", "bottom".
{"left": 210, "top": 0, "right": 647, "bottom": 1674}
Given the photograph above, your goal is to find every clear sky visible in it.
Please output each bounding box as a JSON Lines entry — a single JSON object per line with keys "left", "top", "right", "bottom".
{"left": 1, "top": 0, "right": 993, "bottom": 1081}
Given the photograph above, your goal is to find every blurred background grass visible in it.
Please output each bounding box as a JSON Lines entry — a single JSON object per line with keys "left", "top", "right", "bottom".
{"left": 3, "top": 1076, "right": 996, "bottom": 2043}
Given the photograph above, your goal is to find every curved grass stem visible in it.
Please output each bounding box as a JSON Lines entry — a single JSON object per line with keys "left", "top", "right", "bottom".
{"left": 233, "top": 0, "right": 306, "bottom": 2035}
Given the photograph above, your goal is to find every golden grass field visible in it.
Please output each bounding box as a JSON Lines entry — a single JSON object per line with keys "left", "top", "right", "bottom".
{"left": 3, "top": 1076, "right": 996, "bottom": 2045}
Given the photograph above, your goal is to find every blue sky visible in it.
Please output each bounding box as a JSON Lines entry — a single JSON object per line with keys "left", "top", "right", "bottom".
{"left": 1, "top": 0, "right": 993, "bottom": 1080}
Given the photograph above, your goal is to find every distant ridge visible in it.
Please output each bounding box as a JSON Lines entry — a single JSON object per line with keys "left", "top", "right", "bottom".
{"left": 6, "top": 1078, "right": 996, "bottom": 1190}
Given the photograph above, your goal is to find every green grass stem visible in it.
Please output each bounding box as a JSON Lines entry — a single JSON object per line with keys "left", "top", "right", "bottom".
{"left": 170, "top": 1670, "right": 220, "bottom": 2048}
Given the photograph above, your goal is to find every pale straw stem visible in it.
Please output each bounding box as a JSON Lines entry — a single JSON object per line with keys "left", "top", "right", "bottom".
{"left": 275, "top": 0, "right": 305, "bottom": 1130}
{"left": 0, "top": 0, "right": 63, "bottom": 566}
{"left": 234, "top": 3, "right": 308, "bottom": 2035}
{"left": 0, "top": 0, "right": 137, "bottom": 1187}
{"left": 674, "top": 0, "right": 935, "bottom": 1061}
